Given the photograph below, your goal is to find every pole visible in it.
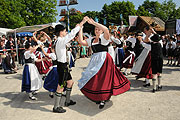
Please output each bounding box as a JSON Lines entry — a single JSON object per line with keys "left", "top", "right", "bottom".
{"left": 67, "top": 0, "right": 70, "bottom": 32}
{"left": 14, "top": 29, "right": 19, "bottom": 67}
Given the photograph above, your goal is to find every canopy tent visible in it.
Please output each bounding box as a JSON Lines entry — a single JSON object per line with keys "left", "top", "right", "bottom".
{"left": 0, "top": 28, "right": 13, "bottom": 37}
{"left": 16, "top": 32, "right": 33, "bottom": 37}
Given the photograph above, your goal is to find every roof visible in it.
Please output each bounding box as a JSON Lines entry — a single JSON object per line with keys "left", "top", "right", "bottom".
{"left": 8, "top": 24, "right": 53, "bottom": 33}
{"left": 0, "top": 28, "right": 13, "bottom": 35}
{"left": 139, "top": 16, "right": 165, "bottom": 31}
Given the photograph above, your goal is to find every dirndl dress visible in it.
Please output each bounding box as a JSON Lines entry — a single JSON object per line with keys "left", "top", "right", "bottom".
{"left": 122, "top": 50, "right": 135, "bottom": 68}
{"left": 22, "top": 51, "right": 42, "bottom": 92}
{"left": 43, "top": 53, "right": 59, "bottom": 92}
{"left": 34, "top": 41, "right": 52, "bottom": 74}
{"left": 131, "top": 46, "right": 153, "bottom": 79}
{"left": 78, "top": 34, "right": 130, "bottom": 102}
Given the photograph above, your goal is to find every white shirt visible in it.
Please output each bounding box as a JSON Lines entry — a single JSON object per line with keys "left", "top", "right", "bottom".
{"left": 24, "top": 51, "right": 38, "bottom": 61}
{"left": 55, "top": 26, "right": 80, "bottom": 63}
{"left": 86, "top": 34, "right": 110, "bottom": 46}
{"left": 110, "top": 36, "right": 121, "bottom": 45}
{"left": 48, "top": 53, "right": 56, "bottom": 61}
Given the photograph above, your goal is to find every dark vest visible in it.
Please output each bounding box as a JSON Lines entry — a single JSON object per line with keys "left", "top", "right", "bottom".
{"left": 25, "top": 57, "right": 34, "bottom": 63}
{"left": 91, "top": 38, "right": 108, "bottom": 53}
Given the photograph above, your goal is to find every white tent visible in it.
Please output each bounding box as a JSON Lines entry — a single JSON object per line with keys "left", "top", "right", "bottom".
{"left": 0, "top": 28, "right": 13, "bottom": 37}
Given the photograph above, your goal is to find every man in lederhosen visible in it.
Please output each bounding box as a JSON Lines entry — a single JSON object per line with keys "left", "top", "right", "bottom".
{"left": 53, "top": 16, "right": 89, "bottom": 113}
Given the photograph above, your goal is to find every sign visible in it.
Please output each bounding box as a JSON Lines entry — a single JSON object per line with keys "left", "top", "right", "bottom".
{"left": 60, "top": 9, "right": 67, "bottom": 16}
{"left": 70, "top": 8, "right": 77, "bottom": 15}
{"left": 59, "top": 0, "right": 66, "bottom": 6}
{"left": 176, "top": 19, "right": 180, "bottom": 34}
{"left": 129, "top": 16, "right": 138, "bottom": 26}
{"left": 69, "top": 0, "right": 78, "bottom": 4}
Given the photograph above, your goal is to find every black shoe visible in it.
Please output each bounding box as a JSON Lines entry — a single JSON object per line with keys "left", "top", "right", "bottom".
{"left": 157, "top": 86, "right": 162, "bottom": 91}
{"left": 99, "top": 101, "right": 105, "bottom": 109}
{"left": 143, "top": 83, "right": 150, "bottom": 87}
{"left": 49, "top": 94, "right": 54, "bottom": 98}
{"left": 32, "top": 91, "right": 38, "bottom": 95}
{"left": 135, "top": 76, "right": 140, "bottom": 80}
{"left": 96, "top": 101, "right": 101, "bottom": 104}
{"left": 29, "top": 96, "right": 37, "bottom": 100}
{"left": 53, "top": 107, "right": 66, "bottom": 113}
{"left": 152, "top": 89, "right": 156, "bottom": 93}
{"left": 123, "top": 72, "right": 127, "bottom": 76}
{"left": 64, "top": 100, "right": 76, "bottom": 107}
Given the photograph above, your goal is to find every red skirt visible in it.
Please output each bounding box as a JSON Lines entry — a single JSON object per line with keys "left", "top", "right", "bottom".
{"left": 122, "top": 51, "right": 135, "bottom": 68}
{"left": 132, "top": 52, "right": 153, "bottom": 79}
{"left": 35, "top": 50, "right": 52, "bottom": 74}
{"left": 81, "top": 53, "right": 130, "bottom": 101}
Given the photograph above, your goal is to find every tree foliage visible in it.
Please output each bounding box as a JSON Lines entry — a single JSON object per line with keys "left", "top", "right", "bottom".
{"left": 65, "top": 0, "right": 180, "bottom": 31}
{"left": 139, "top": 0, "right": 179, "bottom": 22}
{"left": 101, "top": 1, "right": 136, "bottom": 25}
{"left": 0, "top": 0, "right": 57, "bottom": 29}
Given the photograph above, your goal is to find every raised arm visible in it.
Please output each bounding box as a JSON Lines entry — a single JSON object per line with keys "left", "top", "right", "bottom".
{"left": 63, "top": 16, "right": 89, "bottom": 44}
{"left": 33, "top": 31, "right": 38, "bottom": 43}
{"left": 42, "top": 31, "right": 52, "bottom": 43}
{"left": 88, "top": 18, "right": 110, "bottom": 40}
{"left": 40, "top": 45, "right": 49, "bottom": 57}
{"left": 78, "top": 27, "right": 88, "bottom": 46}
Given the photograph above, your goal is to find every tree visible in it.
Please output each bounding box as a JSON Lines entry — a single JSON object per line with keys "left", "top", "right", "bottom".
{"left": 0, "top": 0, "right": 57, "bottom": 29}
{"left": 140, "top": 0, "right": 178, "bottom": 22}
{"left": 174, "top": 7, "right": 180, "bottom": 19}
{"left": 136, "top": 6, "right": 151, "bottom": 16}
{"left": 0, "top": 0, "right": 26, "bottom": 29}
{"left": 161, "top": 0, "right": 177, "bottom": 21}
{"left": 101, "top": 1, "right": 136, "bottom": 25}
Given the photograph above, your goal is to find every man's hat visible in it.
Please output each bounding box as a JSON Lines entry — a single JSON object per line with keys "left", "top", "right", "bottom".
{"left": 55, "top": 24, "right": 66, "bottom": 33}
{"left": 150, "top": 34, "right": 161, "bottom": 42}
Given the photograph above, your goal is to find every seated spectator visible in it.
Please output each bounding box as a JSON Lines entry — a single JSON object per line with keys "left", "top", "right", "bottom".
{"left": 2, "top": 51, "right": 17, "bottom": 74}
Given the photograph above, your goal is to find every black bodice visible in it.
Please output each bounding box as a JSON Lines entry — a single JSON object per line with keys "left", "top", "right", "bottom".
{"left": 25, "top": 57, "right": 34, "bottom": 63}
{"left": 91, "top": 38, "right": 109, "bottom": 53}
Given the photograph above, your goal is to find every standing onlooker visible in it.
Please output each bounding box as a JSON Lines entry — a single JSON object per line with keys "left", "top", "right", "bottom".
{"left": 166, "top": 37, "right": 176, "bottom": 65}
{"left": 5, "top": 36, "right": 15, "bottom": 50}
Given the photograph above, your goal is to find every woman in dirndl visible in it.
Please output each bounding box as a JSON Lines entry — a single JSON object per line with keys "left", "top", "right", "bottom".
{"left": 40, "top": 43, "right": 59, "bottom": 98}
{"left": 33, "top": 31, "right": 52, "bottom": 75}
{"left": 78, "top": 17, "right": 130, "bottom": 109}
{"left": 22, "top": 43, "right": 47, "bottom": 100}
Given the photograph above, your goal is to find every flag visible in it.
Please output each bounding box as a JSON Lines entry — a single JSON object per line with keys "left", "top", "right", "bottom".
{"left": 129, "top": 16, "right": 138, "bottom": 26}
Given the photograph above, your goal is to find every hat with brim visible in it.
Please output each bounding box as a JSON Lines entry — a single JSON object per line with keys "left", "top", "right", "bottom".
{"left": 55, "top": 24, "right": 66, "bottom": 33}
{"left": 150, "top": 34, "right": 161, "bottom": 42}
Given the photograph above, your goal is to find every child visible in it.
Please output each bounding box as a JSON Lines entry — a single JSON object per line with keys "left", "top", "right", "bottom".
{"left": 22, "top": 43, "right": 47, "bottom": 100}
{"left": 40, "top": 43, "right": 59, "bottom": 98}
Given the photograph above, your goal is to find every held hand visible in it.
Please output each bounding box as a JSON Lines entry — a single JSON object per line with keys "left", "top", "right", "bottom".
{"left": 39, "top": 44, "right": 44, "bottom": 48}
{"left": 33, "top": 31, "right": 37, "bottom": 34}
{"left": 40, "top": 31, "right": 44, "bottom": 35}
{"left": 83, "top": 16, "right": 89, "bottom": 22}
{"left": 87, "top": 18, "right": 95, "bottom": 25}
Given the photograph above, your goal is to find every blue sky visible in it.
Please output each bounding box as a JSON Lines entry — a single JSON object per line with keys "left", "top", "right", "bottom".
{"left": 56, "top": 0, "right": 180, "bottom": 22}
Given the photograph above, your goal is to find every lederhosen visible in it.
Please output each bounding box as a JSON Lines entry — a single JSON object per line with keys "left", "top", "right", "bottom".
{"left": 151, "top": 42, "right": 163, "bottom": 74}
{"left": 55, "top": 41, "right": 72, "bottom": 87}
